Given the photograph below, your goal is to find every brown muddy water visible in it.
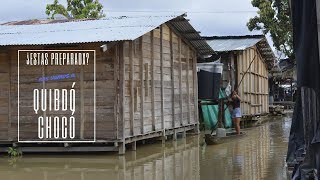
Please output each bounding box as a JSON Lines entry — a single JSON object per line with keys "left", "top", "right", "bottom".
{"left": 0, "top": 115, "right": 292, "bottom": 180}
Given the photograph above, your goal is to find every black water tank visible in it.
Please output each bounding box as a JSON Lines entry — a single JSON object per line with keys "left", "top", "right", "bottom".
{"left": 197, "top": 62, "right": 223, "bottom": 100}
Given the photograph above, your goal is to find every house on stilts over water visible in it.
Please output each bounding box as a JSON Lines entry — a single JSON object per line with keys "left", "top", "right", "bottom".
{"left": 203, "top": 35, "right": 276, "bottom": 118}
{"left": 0, "top": 13, "right": 214, "bottom": 154}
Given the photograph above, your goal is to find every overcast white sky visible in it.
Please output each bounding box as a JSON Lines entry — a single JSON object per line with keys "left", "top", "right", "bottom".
{"left": 0, "top": 0, "right": 276, "bottom": 51}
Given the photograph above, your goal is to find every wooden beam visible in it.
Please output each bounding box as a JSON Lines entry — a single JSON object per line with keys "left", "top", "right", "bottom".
{"left": 119, "top": 42, "right": 126, "bottom": 140}
{"left": 160, "top": 25, "right": 165, "bottom": 131}
{"left": 139, "top": 37, "right": 144, "bottom": 134}
{"left": 178, "top": 38, "right": 183, "bottom": 126}
{"left": 186, "top": 48, "right": 191, "bottom": 124}
{"left": 170, "top": 29, "right": 175, "bottom": 128}
{"left": 150, "top": 31, "right": 156, "bottom": 131}
{"left": 129, "top": 42, "right": 134, "bottom": 136}
{"left": 114, "top": 44, "right": 119, "bottom": 139}
{"left": 193, "top": 53, "right": 199, "bottom": 131}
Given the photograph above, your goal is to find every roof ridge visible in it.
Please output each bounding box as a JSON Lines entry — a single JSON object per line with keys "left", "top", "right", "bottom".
{"left": 203, "top": 35, "right": 265, "bottom": 40}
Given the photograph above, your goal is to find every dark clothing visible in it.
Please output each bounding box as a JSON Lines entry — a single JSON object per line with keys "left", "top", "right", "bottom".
{"left": 231, "top": 97, "right": 240, "bottom": 109}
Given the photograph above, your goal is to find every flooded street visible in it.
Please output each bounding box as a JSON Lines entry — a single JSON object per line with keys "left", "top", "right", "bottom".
{"left": 0, "top": 115, "right": 292, "bottom": 180}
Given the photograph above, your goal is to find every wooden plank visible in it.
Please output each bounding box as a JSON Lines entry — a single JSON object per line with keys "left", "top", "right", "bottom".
{"left": 193, "top": 53, "right": 199, "bottom": 129}
{"left": 178, "top": 38, "right": 183, "bottom": 126}
{"left": 114, "top": 44, "right": 119, "bottom": 139}
{"left": 160, "top": 25, "right": 165, "bottom": 131}
{"left": 145, "top": 63, "right": 149, "bottom": 97}
{"left": 6, "top": 52, "right": 10, "bottom": 140}
{"left": 170, "top": 29, "right": 175, "bottom": 128}
{"left": 140, "top": 37, "right": 145, "bottom": 134}
{"left": 129, "top": 42, "right": 134, "bottom": 136}
{"left": 80, "top": 66, "right": 85, "bottom": 139}
{"left": 151, "top": 31, "right": 156, "bottom": 131}
{"left": 186, "top": 48, "right": 191, "bottom": 124}
{"left": 119, "top": 42, "right": 126, "bottom": 144}
{"left": 248, "top": 48, "right": 253, "bottom": 115}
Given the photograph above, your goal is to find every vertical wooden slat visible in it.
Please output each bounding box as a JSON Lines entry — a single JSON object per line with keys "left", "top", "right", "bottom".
{"left": 7, "top": 52, "right": 11, "bottom": 140}
{"left": 139, "top": 37, "right": 144, "bottom": 134}
{"left": 237, "top": 53, "right": 243, "bottom": 113}
{"left": 248, "top": 48, "right": 252, "bottom": 115}
{"left": 160, "top": 25, "right": 165, "bottom": 131}
{"left": 114, "top": 44, "right": 119, "bottom": 139}
{"left": 178, "top": 38, "right": 183, "bottom": 126}
{"left": 186, "top": 48, "right": 191, "bottom": 124}
{"left": 150, "top": 31, "right": 156, "bottom": 131}
{"left": 80, "top": 65, "right": 85, "bottom": 139}
{"left": 119, "top": 42, "right": 126, "bottom": 154}
{"left": 119, "top": 43, "right": 125, "bottom": 139}
{"left": 145, "top": 63, "right": 149, "bottom": 97}
{"left": 193, "top": 53, "right": 199, "bottom": 129}
{"left": 170, "top": 29, "right": 175, "bottom": 128}
{"left": 129, "top": 42, "right": 134, "bottom": 136}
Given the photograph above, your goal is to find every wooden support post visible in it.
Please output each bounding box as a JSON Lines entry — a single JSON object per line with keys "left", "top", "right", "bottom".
{"left": 178, "top": 38, "right": 183, "bottom": 126}
{"left": 118, "top": 141, "right": 126, "bottom": 155}
{"left": 173, "top": 130, "right": 177, "bottom": 141}
{"left": 170, "top": 29, "right": 176, "bottom": 128}
{"left": 186, "top": 48, "right": 191, "bottom": 125}
{"left": 218, "top": 99, "right": 225, "bottom": 128}
{"left": 139, "top": 37, "right": 144, "bottom": 134}
{"left": 248, "top": 49, "right": 252, "bottom": 116}
{"left": 160, "top": 25, "right": 165, "bottom": 135}
{"left": 119, "top": 42, "right": 126, "bottom": 153}
{"left": 132, "top": 141, "right": 137, "bottom": 151}
{"left": 151, "top": 31, "right": 156, "bottom": 131}
{"left": 114, "top": 44, "right": 119, "bottom": 139}
{"left": 129, "top": 42, "right": 134, "bottom": 136}
{"left": 193, "top": 54, "right": 200, "bottom": 133}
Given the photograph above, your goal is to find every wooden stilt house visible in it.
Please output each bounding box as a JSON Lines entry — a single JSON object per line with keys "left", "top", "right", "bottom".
{"left": 0, "top": 14, "right": 214, "bottom": 153}
{"left": 204, "top": 35, "right": 276, "bottom": 117}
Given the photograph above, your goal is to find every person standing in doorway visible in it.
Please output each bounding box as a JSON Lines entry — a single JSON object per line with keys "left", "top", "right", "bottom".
{"left": 230, "top": 91, "right": 241, "bottom": 135}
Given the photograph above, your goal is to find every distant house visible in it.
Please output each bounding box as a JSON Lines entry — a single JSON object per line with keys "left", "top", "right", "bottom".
{"left": 204, "top": 35, "right": 276, "bottom": 117}
{"left": 269, "top": 58, "right": 296, "bottom": 101}
{"left": 0, "top": 14, "right": 214, "bottom": 153}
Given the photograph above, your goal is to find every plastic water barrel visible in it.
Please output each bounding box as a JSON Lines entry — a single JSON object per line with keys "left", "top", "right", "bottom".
{"left": 197, "top": 62, "right": 223, "bottom": 100}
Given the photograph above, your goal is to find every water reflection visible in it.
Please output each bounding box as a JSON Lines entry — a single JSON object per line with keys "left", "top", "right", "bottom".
{"left": 0, "top": 138, "right": 200, "bottom": 180}
{"left": 0, "top": 116, "right": 291, "bottom": 180}
{"left": 200, "top": 116, "right": 291, "bottom": 180}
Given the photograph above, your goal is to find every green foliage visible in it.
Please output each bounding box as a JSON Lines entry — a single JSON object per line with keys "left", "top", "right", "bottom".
{"left": 46, "top": 0, "right": 105, "bottom": 19}
{"left": 247, "top": 0, "right": 293, "bottom": 59}
{"left": 8, "top": 156, "right": 20, "bottom": 167}
{"left": 7, "top": 147, "right": 22, "bottom": 157}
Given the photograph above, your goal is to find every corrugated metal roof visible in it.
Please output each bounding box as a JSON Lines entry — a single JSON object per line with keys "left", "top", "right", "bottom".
{"left": 205, "top": 36, "right": 263, "bottom": 52}
{"left": 204, "top": 35, "right": 276, "bottom": 69}
{"left": 0, "top": 14, "right": 215, "bottom": 55}
{"left": 167, "top": 16, "right": 214, "bottom": 55}
{"left": 0, "top": 15, "right": 178, "bottom": 45}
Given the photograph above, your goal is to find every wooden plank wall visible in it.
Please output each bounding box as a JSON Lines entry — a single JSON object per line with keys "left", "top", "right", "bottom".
{"left": 0, "top": 50, "right": 10, "bottom": 140}
{"left": 0, "top": 43, "right": 117, "bottom": 141}
{"left": 81, "top": 43, "right": 117, "bottom": 139}
{"left": 236, "top": 46, "right": 269, "bottom": 116}
{"left": 0, "top": 28, "right": 199, "bottom": 141}
{"left": 122, "top": 24, "right": 198, "bottom": 137}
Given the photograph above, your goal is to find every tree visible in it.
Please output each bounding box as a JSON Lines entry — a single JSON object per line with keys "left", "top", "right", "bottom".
{"left": 46, "top": 0, "right": 105, "bottom": 19}
{"left": 247, "top": 0, "right": 293, "bottom": 59}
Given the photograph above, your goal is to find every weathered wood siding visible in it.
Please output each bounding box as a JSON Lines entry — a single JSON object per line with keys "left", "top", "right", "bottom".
{"left": 0, "top": 50, "right": 10, "bottom": 140}
{"left": 0, "top": 24, "right": 199, "bottom": 143}
{"left": 0, "top": 43, "right": 118, "bottom": 141}
{"left": 121, "top": 24, "right": 198, "bottom": 137}
{"left": 236, "top": 46, "right": 269, "bottom": 116}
